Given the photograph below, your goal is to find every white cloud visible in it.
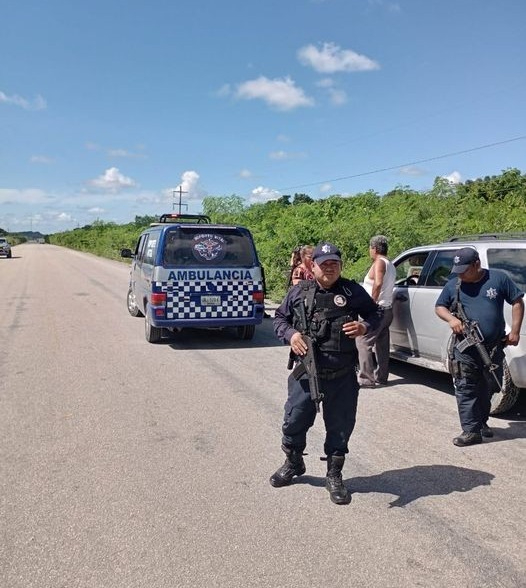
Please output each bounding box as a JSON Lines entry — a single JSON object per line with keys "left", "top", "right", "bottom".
{"left": 443, "top": 171, "right": 462, "bottom": 184}
{"left": 399, "top": 166, "right": 427, "bottom": 177}
{"left": 107, "top": 148, "right": 146, "bottom": 159}
{"left": 0, "top": 90, "right": 47, "bottom": 110}
{"left": 0, "top": 188, "right": 53, "bottom": 204}
{"left": 30, "top": 155, "right": 55, "bottom": 164}
{"left": 249, "top": 186, "right": 281, "bottom": 203}
{"left": 327, "top": 88, "right": 348, "bottom": 105}
{"left": 368, "top": 0, "right": 401, "bottom": 12}
{"left": 269, "top": 150, "right": 307, "bottom": 161}
{"left": 89, "top": 167, "right": 137, "bottom": 192}
{"left": 298, "top": 42, "right": 380, "bottom": 73}
{"left": 216, "top": 84, "right": 231, "bottom": 97}
{"left": 235, "top": 76, "right": 314, "bottom": 111}
{"left": 88, "top": 207, "right": 105, "bottom": 215}
{"left": 239, "top": 169, "right": 253, "bottom": 179}
{"left": 55, "top": 212, "right": 74, "bottom": 222}
{"left": 320, "top": 183, "right": 332, "bottom": 194}
{"left": 163, "top": 170, "right": 207, "bottom": 204}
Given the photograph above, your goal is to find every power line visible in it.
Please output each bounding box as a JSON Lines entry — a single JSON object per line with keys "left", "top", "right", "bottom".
{"left": 277, "top": 135, "right": 526, "bottom": 192}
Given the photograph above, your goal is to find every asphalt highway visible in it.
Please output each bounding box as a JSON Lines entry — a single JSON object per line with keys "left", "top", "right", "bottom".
{"left": 1, "top": 244, "right": 524, "bottom": 588}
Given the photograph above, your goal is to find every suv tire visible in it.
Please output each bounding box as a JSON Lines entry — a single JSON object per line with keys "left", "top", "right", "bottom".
{"left": 127, "top": 288, "right": 144, "bottom": 317}
{"left": 145, "top": 306, "right": 163, "bottom": 343}
{"left": 490, "top": 358, "right": 520, "bottom": 415}
{"left": 237, "top": 324, "right": 255, "bottom": 340}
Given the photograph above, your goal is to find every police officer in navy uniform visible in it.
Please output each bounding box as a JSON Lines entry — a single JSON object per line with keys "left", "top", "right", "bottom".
{"left": 435, "top": 247, "right": 524, "bottom": 446}
{"left": 271, "top": 243, "right": 382, "bottom": 504}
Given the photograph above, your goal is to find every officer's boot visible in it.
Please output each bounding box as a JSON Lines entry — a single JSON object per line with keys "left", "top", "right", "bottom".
{"left": 269, "top": 446, "right": 306, "bottom": 488}
{"left": 326, "top": 455, "right": 351, "bottom": 505}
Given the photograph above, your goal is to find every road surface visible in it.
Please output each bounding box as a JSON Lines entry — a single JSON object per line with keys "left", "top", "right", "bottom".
{"left": 1, "top": 244, "right": 524, "bottom": 588}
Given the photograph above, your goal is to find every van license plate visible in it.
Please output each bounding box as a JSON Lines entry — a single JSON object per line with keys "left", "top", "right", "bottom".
{"left": 201, "top": 295, "right": 221, "bottom": 306}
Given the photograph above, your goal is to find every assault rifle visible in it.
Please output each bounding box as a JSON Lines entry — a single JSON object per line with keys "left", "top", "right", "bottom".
{"left": 452, "top": 299, "right": 501, "bottom": 389}
{"left": 287, "top": 299, "right": 324, "bottom": 412}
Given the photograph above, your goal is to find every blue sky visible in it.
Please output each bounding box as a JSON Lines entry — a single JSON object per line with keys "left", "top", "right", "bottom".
{"left": 1, "top": 0, "right": 525, "bottom": 234}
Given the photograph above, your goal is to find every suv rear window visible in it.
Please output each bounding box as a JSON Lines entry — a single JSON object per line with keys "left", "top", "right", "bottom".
{"left": 487, "top": 248, "right": 526, "bottom": 291}
{"left": 163, "top": 227, "right": 257, "bottom": 267}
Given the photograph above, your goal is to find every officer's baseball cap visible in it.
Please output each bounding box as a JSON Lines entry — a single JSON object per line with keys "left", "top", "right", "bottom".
{"left": 312, "top": 242, "right": 342, "bottom": 265}
{"left": 451, "top": 247, "right": 479, "bottom": 273}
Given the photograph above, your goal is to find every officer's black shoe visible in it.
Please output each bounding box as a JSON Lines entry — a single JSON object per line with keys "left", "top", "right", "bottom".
{"left": 269, "top": 449, "right": 306, "bottom": 488}
{"left": 453, "top": 432, "right": 483, "bottom": 447}
{"left": 326, "top": 455, "right": 352, "bottom": 505}
{"left": 480, "top": 425, "right": 494, "bottom": 438}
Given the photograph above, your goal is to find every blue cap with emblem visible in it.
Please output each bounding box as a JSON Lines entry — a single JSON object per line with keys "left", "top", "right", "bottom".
{"left": 312, "top": 242, "right": 342, "bottom": 265}
{"left": 451, "top": 247, "right": 479, "bottom": 273}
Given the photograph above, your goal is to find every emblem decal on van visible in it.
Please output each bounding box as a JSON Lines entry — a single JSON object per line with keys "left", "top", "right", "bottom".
{"left": 193, "top": 234, "right": 227, "bottom": 262}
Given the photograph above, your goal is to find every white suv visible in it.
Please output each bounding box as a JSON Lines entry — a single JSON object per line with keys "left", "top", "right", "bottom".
{"left": 390, "top": 234, "right": 526, "bottom": 414}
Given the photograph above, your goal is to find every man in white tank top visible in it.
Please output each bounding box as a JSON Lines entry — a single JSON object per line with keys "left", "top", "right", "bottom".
{"left": 356, "top": 235, "right": 396, "bottom": 387}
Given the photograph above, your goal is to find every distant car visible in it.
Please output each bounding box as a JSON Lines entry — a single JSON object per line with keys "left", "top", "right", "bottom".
{"left": 390, "top": 234, "right": 526, "bottom": 414}
{"left": 0, "top": 237, "right": 12, "bottom": 258}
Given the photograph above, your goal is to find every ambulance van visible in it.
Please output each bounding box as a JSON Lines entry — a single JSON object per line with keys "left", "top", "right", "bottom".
{"left": 121, "top": 213, "right": 265, "bottom": 343}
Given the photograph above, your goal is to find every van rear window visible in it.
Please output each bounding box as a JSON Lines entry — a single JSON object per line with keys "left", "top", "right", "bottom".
{"left": 487, "top": 248, "right": 526, "bottom": 291}
{"left": 163, "top": 227, "right": 257, "bottom": 267}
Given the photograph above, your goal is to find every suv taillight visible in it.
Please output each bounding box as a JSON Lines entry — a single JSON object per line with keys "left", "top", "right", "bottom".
{"left": 252, "top": 291, "right": 264, "bottom": 304}
{"left": 150, "top": 292, "right": 166, "bottom": 306}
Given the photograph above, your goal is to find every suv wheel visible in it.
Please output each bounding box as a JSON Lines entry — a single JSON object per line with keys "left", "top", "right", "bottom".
{"left": 237, "top": 324, "right": 255, "bottom": 340}
{"left": 127, "top": 288, "right": 143, "bottom": 317}
{"left": 490, "top": 358, "right": 520, "bottom": 415}
{"left": 145, "top": 306, "right": 163, "bottom": 343}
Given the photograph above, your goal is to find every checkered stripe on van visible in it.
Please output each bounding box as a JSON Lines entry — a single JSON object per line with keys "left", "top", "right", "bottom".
{"left": 156, "top": 280, "right": 264, "bottom": 319}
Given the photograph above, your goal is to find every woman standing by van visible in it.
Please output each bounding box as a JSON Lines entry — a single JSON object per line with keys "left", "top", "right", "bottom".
{"left": 291, "top": 245, "right": 314, "bottom": 286}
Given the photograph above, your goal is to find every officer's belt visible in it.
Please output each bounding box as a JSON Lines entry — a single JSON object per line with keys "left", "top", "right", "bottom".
{"left": 318, "top": 365, "right": 354, "bottom": 380}
{"left": 293, "top": 363, "right": 353, "bottom": 381}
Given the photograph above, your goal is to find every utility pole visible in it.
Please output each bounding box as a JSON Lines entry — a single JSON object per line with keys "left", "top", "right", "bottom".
{"left": 172, "top": 186, "right": 188, "bottom": 214}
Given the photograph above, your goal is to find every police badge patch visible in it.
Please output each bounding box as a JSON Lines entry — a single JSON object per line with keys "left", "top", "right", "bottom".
{"left": 193, "top": 234, "right": 227, "bottom": 262}
{"left": 334, "top": 294, "right": 347, "bottom": 307}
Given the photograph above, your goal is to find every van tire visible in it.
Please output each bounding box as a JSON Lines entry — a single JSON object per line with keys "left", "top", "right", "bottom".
{"left": 145, "top": 308, "right": 163, "bottom": 343}
{"left": 490, "top": 359, "right": 520, "bottom": 415}
{"left": 127, "top": 288, "right": 143, "bottom": 317}
{"left": 237, "top": 324, "right": 255, "bottom": 340}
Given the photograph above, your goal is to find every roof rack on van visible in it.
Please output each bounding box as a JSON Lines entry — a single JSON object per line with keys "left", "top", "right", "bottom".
{"left": 448, "top": 233, "right": 526, "bottom": 242}
{"left": 157, "top": 213, "right": 211, "bottom": 224}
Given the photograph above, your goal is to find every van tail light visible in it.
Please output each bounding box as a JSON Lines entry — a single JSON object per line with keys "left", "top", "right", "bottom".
{"left": 150, "top": 292, "right": 166, "bottom": 306}
{"left": 252, "top": 290, "right": 265, "bottom": 304}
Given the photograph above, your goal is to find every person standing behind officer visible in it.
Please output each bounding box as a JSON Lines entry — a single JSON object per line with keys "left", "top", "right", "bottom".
{"left": 271, "top": 243, "right": 381, "bottom": 504}
{"left": 291, "top": 245, "right": 314, "bottom": 286}
{"left": 435, "top": 247, "right": 524, "bottom": 446}
{"left": 356, "top": 235, "right": 396, "bottom": 387}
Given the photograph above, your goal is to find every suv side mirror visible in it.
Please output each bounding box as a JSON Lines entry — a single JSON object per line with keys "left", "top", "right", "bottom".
{"left": 120, "top": 248, "right": 133, "bottom": 258}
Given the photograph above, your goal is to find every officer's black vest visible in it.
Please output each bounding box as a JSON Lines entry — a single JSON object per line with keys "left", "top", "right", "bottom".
{"left": 292, "top": 280, "right": 358, "bottom": 354}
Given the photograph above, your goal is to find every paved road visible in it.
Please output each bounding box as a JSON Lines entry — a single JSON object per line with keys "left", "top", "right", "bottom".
{"left": 1, "top": 244, "right": 525, "bottom": 588}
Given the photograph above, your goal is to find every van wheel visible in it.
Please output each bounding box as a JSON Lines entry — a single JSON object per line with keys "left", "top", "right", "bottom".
{"left": 237, "top": 324, "right": 255, "bottom": 340}
{"left": 145, "top": 308, "right": 163, "bottom": 343}
{"left": 490, "top": 359, "right": 520, "bottom": 415}
{"left": 127, "top": 288, "right": 143, "bottom": 317}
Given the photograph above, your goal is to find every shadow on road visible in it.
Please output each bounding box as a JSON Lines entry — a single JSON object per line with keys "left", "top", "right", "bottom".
{"left": 388, "top": 359, "right": 453, "bottom": 393}
{"left": 295, "top": 464, "right": 494, "bottom": 508}
{"left": 389, "top": 359, "right": 526, "bottom": 422}
{"left": 165, "top": 316, "right": 283, "bottom": 350}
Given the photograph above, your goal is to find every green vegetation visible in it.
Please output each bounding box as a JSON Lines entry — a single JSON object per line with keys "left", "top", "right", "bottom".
{"left": 47, "top": 168, "right": 526, "bottom": 300}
